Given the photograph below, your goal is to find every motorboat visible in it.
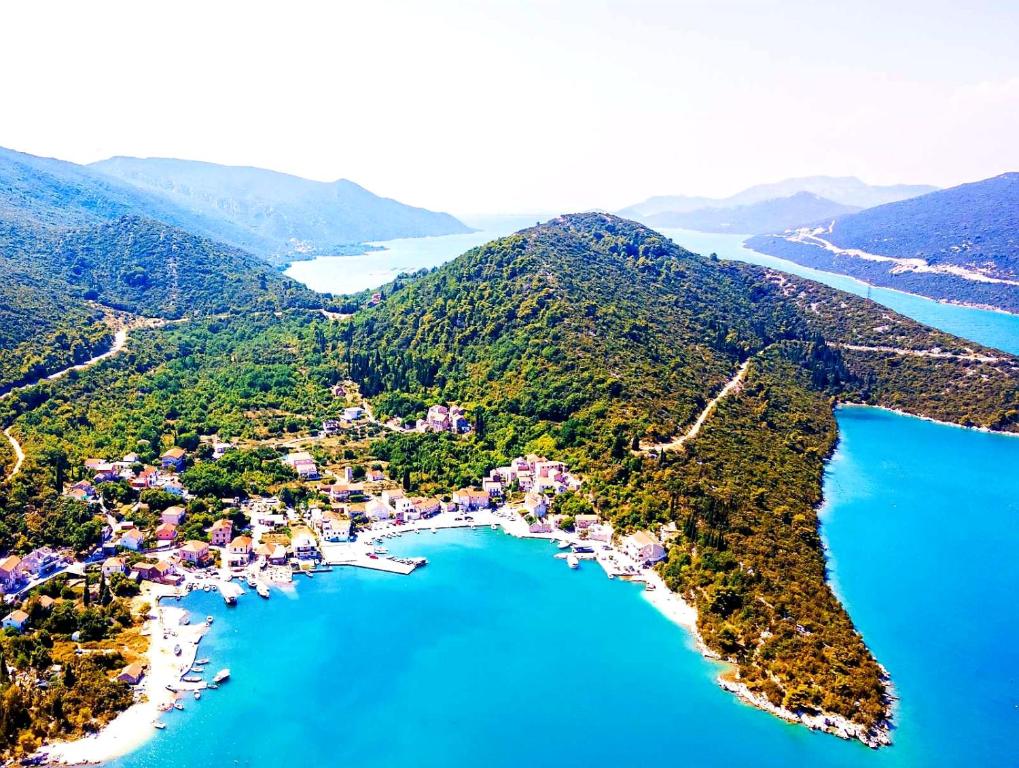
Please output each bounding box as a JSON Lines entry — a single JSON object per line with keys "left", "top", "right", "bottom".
{"left": 567, "top": 554, "right": 580, "bottom": 569}
{"left": 173, "top": 644, "right": 181, "bottom": 656}
{"left": 557, "top": 540, "right": 571, "bottom": 549}
{"left": 153, "top": 720, "right": 166, "bottom": 730}
{"left": 213, "top": 668, "right": 230, "bottom": 684}
{"left": 256, "top": 583, "right": 270, "bottom": 599}
{"left": 194, "top": 690, "right": 202, "bottom": 700}
{"left": 205, "top": 616, "right": 214, "bottom": 625}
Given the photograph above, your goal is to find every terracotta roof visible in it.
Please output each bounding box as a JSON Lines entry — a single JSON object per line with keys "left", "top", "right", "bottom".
{"left": 162, "top": 447, "right": 186, "bottom": 459}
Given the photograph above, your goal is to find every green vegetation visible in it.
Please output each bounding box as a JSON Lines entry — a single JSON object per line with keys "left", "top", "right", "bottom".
{"left": 343, "top": 213, "right": 1018, "bottom": 736}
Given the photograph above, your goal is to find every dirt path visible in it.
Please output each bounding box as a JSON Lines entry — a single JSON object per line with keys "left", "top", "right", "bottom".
{"left": 640, "top": 358, "right": 753, "bottom": 454}
{"left": 1, "top": 315, "right": 169, "bottom": 482}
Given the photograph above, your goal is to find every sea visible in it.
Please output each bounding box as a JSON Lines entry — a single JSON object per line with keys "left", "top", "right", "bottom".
{"left": 111, "top": 225, "right": 1019, "bottom": 767}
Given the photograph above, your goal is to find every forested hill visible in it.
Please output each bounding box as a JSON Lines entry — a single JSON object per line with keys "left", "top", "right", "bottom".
{"left": 346, "top": 212, "right": 1019, "bottom": 740}
{"left": 644, "top": 192, "right": 858, "bottom": 234}
{"left": 0, "top": 214, "right": 322, "bottom": 392}
{"left": 90, "top": 156, "right": 472, "bottom": 263}
{"left": 747, "top": 173, "right": 1019, "bottom": 312}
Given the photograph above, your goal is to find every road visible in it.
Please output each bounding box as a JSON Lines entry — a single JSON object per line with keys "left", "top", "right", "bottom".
{"left": 641, "top": 358, "right": 753, "bottom": 454}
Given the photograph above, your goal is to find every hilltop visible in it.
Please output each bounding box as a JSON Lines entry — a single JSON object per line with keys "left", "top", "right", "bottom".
{"left": 91, "top": 156, "right": 472, "bottom": 263}
{"left": 747, "top": 173, "right": 1019, "bottom": 312}
{"left": 346, "top": 212, "right": 1018, "bottom": 742}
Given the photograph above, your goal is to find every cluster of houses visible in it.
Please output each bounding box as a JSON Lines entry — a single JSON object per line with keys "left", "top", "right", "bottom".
{"left": 415, "top": 404, "right": 471, "bottom": 434}
{"left": 0, "top": 548, "right": 66, "bottom": 596}
{"left": 321, "top": 406, "right": 367, "bottom": 437}
{"left": 70, "top": 447, "right": 192, "bottom": 503}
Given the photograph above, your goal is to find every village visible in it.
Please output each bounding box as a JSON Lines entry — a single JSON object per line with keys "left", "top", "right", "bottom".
{"left": 2, "top": 393, "right": 676, "bottom": 752}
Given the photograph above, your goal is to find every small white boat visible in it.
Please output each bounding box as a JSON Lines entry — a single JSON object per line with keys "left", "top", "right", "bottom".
{"left": 205, "top": 616, "right": 214, "bottom": 625}
{"left": 246, "top": 575, "right": 257, "bottom": 588}
{"left": 558, "top": 540, "right": 571, "bottom": 549}
{"left": 153, "top": 720, "right": 166, "bottom": 730}
{"left": 431, "top": 528, "right": 437, "bottom": 534}
{"left": 173, "top": 701, "right": 184, "bottom": 711}
{"left": 173, "top": 644, "right": 181, "bottom": 656}
{"left": 373, "top": 546, "right": 388, "bottom": 555}
{"left": 179, "top": 614, "right": 190, "bottom": 626}
{"left": 203, "top": 584, "right": 212, "bottom": 592}
{"left": 567, "top": 554, "right": 580, "bottom": 569}
{"left": 196, "top": 658, "right": 210, "bottom": 665}
{"left": 490, "top": 524, "right": 498, "bottom": 530}
{"left": 256, "top": 583, "right": 270, "bottom": 599}
{"left": 207, "top": 682, "right": 219, "bottom": 690}
{"left": 194, "top": 690, "right": 201, "bottom": 700}
{"left": 213, "top": 668, "right": 230, "bottom": 684}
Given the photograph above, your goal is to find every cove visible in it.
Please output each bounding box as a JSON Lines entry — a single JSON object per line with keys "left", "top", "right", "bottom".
{"left": 107, "top": 408, "right": 1019, "bottom": 768}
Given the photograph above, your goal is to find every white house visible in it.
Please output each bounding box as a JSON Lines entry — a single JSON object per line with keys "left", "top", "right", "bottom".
{"left": 523, "top": 492, "right": 548, "bottom": 518}
{"left": 365, "top": 498, "right": 392, "bottom": 521}
{"left": 623, "top": 531, "right": 666, "bottom": 564}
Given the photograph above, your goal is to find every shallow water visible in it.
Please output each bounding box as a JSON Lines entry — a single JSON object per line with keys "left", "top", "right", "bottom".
{"left": 110, "top": 407, "right": 1019, "bottom": 767}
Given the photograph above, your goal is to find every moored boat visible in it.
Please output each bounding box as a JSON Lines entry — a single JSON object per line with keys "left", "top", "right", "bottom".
{"left": 213, "top": 668, "right": 230, "bottom": 684}
{"left": 153, "top": 720, "right": 166, "bottom": 730}
{"left": 257, "top": 583, "right": 270, "bottom": 598}
{"left": 557, "top": 540, "right": 571, "bottom": 549}
{"left": 567, "top": 554, "right": 580, "bottom": 569}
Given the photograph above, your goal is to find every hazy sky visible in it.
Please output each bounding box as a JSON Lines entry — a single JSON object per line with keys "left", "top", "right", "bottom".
{"left": 2, "top": 0, "right": 1018, "bottom": 215}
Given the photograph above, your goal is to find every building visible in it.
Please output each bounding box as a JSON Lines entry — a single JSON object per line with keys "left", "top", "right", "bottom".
{"left": 283, "top": 451, "right": 319, "bottom": 480}
{"left": 161, "top": 447, "right": 187, "bottom": 472}
{"left": 120, "top": 529, "right": 145, "bottom": 551}
{"left": 381, "top": 488, "right": 406, "bottom": 508}
{"left": 161, "top": 505, "right": 187, "bottom": 525}
{"left": 575, "top": 514, "right": 600, "bottom": 530}
{"left": 212, "top": 441, "right": 234, "bottom": 459}
{"left": 102, "top": 557, "right": 128, "bottom": 578}
{"left": 155, "top": 522, "right": 178, "bottom": 542}
{"left": 18, "top": 548, "right": 61, "bottom": 578}
{"left": 291, "top": 528, "right": 319, "bottom": 560}
{"left": 226, "top": 536, "right": 253, "bottom": 568}
{"left": 452, "top": 488, "right": 490, "bottom": 511}
{"left": 254, "top": 543, "right": 288, "bottom": 565}
{"left": 482, "top": 477, "right": 504, "bottom": 496}
{"left": 523, "top": 492, "right": 548, "bottom": 518}
{"left": 365, "top": 498, "right": 392, "bottom": 521}
{"left": 328, "top": 482, "right": 363, "bottom": 503}
{"left": 412, "top": 497, "right": 441, "bottom": 519}
{"left": 3, "top": 610, "right": 29, "bottom": 632}
{"left": 623, "top": 531, "right": 667, "bottom": 565}
{"left": 0, "top": 555, "right": 23, "bottom": 592}
{"left": 342, "top": 406, "right": 365, "bottom": 421}
{"left": 133, "top": 560, "right": 181, "bottom": 585}
{"left": 179, "top": 540, "right": 211, "bottom": 566}
{"left": 118, "top": 662, "right": 145, "bottom": 685}
{"left": 209, "top": 519, "right": 233, "bottom": 547}
{"left": 321, "top": 419, "right": 341, "bottom": 436}
{"left": 319, "top": 512, "right": 352, "bottom": 542}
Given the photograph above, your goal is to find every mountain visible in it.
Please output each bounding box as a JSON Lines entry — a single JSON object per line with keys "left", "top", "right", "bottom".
{"left": 0, "top": 214, "right": 322, "bottom": 393}
{"left": 345, "top": 212, "right": 1018, "bottom": 742}
{"left": 643, "top": 192, "right": 859, "bottom": 234}
{"left": 746, "top": 173, "right": 1019, "bottom": 313}
{"left": 0, "top": 146, "right": 270, "bottom": 253}
{"left": 619, "top": 176, "right": 936, "bottom": 222}
{"left": 90, "top": 156, "right": 472, "bottom": 263}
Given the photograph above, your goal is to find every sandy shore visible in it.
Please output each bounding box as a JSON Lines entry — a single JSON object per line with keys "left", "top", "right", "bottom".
{"left": 37, "top": 585, "right": 208, "bottom": 766}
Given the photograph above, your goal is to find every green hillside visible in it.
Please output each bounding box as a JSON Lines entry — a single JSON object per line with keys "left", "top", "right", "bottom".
{"left": 345, "top": 212, "right": 1019, "bottom": 736}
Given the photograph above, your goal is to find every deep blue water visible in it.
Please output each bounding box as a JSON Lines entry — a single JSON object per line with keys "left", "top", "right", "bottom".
{"left": 110, "top": 406, "right": 1019, "bottom": 767}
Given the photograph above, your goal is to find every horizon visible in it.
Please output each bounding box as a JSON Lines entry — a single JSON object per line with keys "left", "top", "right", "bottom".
{"left": 2, "top": 0, "right": 1017, "bottom": 214}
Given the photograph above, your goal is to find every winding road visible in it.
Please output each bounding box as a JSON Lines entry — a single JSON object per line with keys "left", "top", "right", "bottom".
{"left": 1, "top": 318, "right": 163, "bottom": 482}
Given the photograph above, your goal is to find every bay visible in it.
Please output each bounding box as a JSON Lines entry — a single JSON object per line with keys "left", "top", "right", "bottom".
{"left": 109, "top": 407, "right": 1019, "bottom": 767}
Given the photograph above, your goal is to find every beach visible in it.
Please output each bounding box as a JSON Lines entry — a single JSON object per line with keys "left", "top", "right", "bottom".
{"left": 38, "top": 585, "right": 208, "bottom": 766}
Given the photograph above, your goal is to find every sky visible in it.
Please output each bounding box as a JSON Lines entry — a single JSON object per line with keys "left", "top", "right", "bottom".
{"left": 2, "top": 0, "right": 1018, "bottom": 215}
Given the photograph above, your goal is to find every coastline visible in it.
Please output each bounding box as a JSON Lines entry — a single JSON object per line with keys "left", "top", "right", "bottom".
{"left": 37, "top": 584, "right": 209, "bottom": 766}
{"left": 838, "top": 401, "right": 1019, "bottom": 438}
{"left": 36, "top": 503, "right": 896, "bottom": 763}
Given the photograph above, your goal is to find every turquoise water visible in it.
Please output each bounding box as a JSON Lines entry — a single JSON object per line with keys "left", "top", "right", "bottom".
{"left": 284, "top": 215, "right": 541, "bottom": 295}
{"left": 655, "top": 228, "right": 1019, "bottom": 356}
{"left": 110, "top": 408, "right": 1019, "bottom": 767}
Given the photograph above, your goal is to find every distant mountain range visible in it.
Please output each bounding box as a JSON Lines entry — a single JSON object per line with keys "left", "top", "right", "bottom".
{"left": 746, "top": 173, "right": 1019, "bottom": 313}
{"left": 90, "top": 156, "right": 471, "bottom": 263}
{"left": 619, "top": 176, "right": 937, "bottom": 234}
{"left": 0, "top": 147, "right": 471, "bottom": 264}
{"left": 641, "top": 192, "right": 860, "bottom": 234}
